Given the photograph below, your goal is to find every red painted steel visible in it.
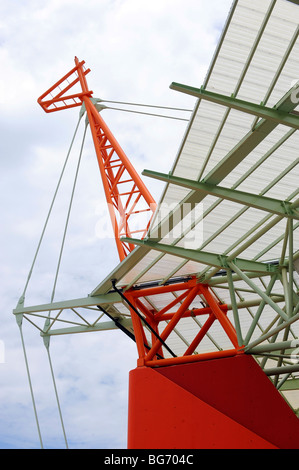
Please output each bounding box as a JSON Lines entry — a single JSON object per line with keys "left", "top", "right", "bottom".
{"left": 38, "top": 57, "right": 156, "bottom": 261}
{"left": 37, "top": 58, "right": 92, "bottom": 112}
{"left": 158, "top": 355, "right": 299, "bottom": 449}
{"left": 128, "top": 361, "right": 272, "bottom": 448}
{"left": 125, "top": 278, "right": 240, "bottom": 367}
{"left": 128, "top": 355, "right": 299, "bottom": 448}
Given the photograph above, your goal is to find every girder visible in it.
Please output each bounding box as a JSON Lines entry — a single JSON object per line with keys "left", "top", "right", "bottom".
{"left": 142, "top": 169, "right": 299, "bottom": 219}
{"left": 170, "top": 82, "right": 299, "bottom": 129}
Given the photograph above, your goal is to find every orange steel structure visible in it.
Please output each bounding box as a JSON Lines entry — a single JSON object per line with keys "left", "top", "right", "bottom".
{"left": 38, "top": 57, "right": 242, "bottom": 369}
{"left": 38, "top": 57, "right": 156, "bottom": 262}
{"left": 122, "top": 277, "right": 241, "bottom": 368}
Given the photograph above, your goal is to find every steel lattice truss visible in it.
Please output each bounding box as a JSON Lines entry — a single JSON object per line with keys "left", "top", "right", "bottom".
{"left": 14, "top": 0, "right": 299, "bottom": 415}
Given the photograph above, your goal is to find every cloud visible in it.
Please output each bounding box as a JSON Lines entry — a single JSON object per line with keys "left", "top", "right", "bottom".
{"left": 0, "top": 0, "right": 232, "bottom": 449}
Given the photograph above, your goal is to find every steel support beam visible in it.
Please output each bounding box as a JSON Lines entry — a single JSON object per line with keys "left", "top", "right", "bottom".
{"left": 245, "top": 307, "right": 299, "bottom": 352}
{"left": 40, "top": 317, "right": 133, "bottom": 337}
{"left": 13, "top": 292, "right": 122, "bottom": 315}
{"left": 142, "top": 170, "right": 299, "bottom": 219}
{"left": 264, "top": 364, "right": 299, "bottom": 377}
{"left": 186, "top": 83, "right": 298, "bottom": 187}
{"left": 227, "top": 268, "right": 243, "bottom": 346}
{"left": 121, "top": 237, "right": 278, "bottom": 274}
{"left": 226, "top": 295, "right": 285, "bottom": 310}
{"left": 244, "top": 274, "right": 278, "bottom": 344}
{"left": 247, "top": 339, "right": 296, "bottom": 354}
{"left": 170, "top": 83, "right": 299, "bottom": 129}
{"left": 228, "top": 262, "right": 289, "bottom": 322}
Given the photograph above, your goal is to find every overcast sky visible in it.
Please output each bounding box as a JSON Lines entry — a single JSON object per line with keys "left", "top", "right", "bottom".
{"left": 0, "top": 0, "right": 233, "bottom": 449}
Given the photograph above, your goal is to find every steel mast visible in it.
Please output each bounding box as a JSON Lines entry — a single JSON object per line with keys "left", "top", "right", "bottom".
{"left": 38, "top": 57, "right": 156, "bottom": 261}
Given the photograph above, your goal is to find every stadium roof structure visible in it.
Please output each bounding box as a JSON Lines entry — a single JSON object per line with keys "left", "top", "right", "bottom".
{"left": 14, "top": 0, "right": 299, "bottom": 424}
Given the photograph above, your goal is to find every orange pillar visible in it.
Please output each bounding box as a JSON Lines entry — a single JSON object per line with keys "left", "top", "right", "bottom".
{"left": 128, "top": 355, "right": 299, "bottom": 449}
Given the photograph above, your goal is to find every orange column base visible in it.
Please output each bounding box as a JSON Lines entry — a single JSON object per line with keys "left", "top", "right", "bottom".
{"left": 127, "top": 355, "right": 299, "bottom": 449}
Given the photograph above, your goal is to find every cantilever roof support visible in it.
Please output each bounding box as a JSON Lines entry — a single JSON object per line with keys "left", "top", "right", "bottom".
{"left": 142, "top": 170, "right": 299, "bottom": 220}
{"left": 170, "top": 82, "right": 299, "bottom": 129}
{"left": 120, "top": 237, "right": 278, "bottom": 274}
